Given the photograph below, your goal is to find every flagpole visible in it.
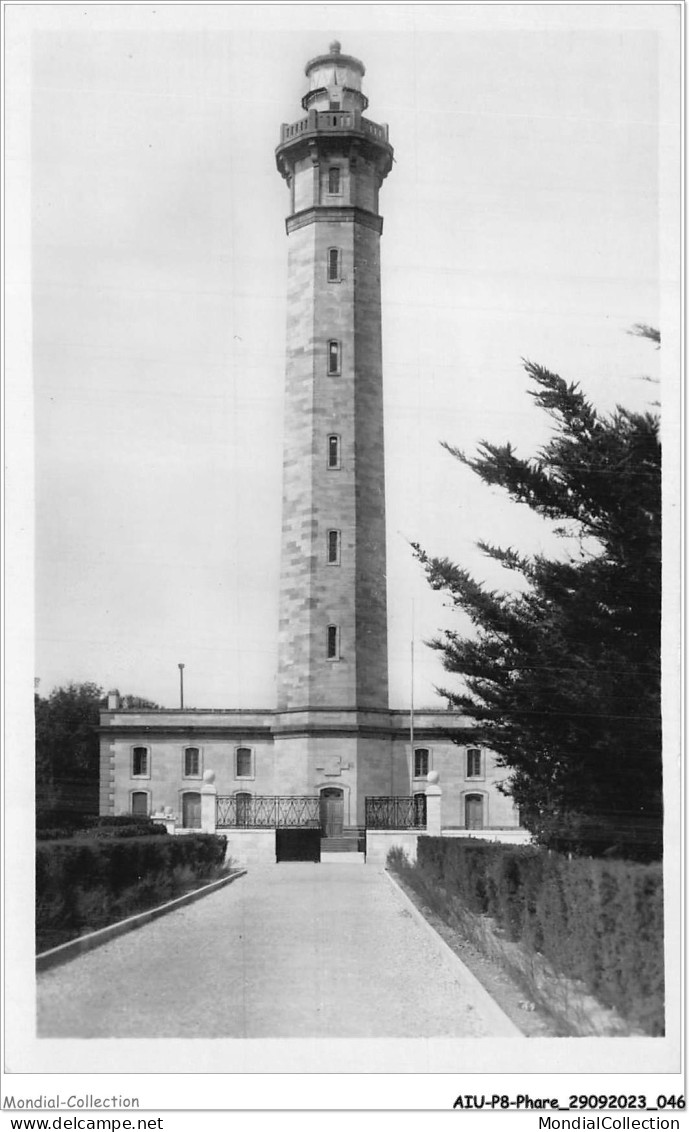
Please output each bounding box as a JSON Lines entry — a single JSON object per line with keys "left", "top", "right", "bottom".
{"left": 410, "top": 599, "right": 415, "bottom": 795}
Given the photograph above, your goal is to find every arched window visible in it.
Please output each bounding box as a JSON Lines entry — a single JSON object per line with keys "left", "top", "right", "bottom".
{"left": 184, "top": 746, "right": 200, "bottom": 777}
{"left": 327, "top": 248, "right": 341, "bottom": 282}
{"left": 414, "top": 748, "right": 429, "bottom": 778}
{"left": 182, "top": 792, "right": 201, "bottom": 829}
{"left": 235, "top": 791, "right": 252, "bottom": 826}
{"left": 327, "top": 340, "right": 341, "bottom": 375}
{"left": 131, "top": 791, "right": 149, "bottom": 816}
{"left": 328, "top": 166, "right": 341, "bottom": 194}
{"left": 327, "top": 624, "right": 340, "bottom": 660}
{"left": 327, "top": 435, "right": 341, "bottom": 468}
{"left": 132, "top": 746, "right": 149, "bottom": 777}
{"left": 327, "top": 529, "right": 341, "bottom": 565}
{"left": 413, "top": 793, "right": 427, "bottom": 828}
{"left": 465, "top": 793, "right": 484, "bottom": 830}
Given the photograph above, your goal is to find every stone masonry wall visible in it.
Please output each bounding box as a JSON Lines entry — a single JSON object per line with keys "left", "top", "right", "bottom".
{"left": 277, "top": 146, "right": 389, "bottom": 713}
{"left": 353, "top": 216, "right": 388, "bottom": 708}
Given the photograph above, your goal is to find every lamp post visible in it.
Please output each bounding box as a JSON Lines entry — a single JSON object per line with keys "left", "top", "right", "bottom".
{"left": 178, "top": 663, "right": 185, "bottom": 710}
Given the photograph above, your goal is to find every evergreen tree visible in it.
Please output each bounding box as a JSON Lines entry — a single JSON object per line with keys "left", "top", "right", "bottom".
{"left": 35, "top": 682, "right": 160, "bottom": 821}
{"left": 413, "top": 358, "right": 661, "bottom": 858}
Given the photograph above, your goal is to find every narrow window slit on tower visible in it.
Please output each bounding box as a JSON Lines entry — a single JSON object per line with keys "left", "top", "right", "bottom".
{"left": 327, "top": 624, "right": 339, "bottom": 659}
{"left": 327, "top": 340, "right": 341, "bottom": 374}
{"left": 327, "top": 435, "right": 340, "bottom": 468}
{"left": 328, "top": 166, "right": 341, "bottom": 194}
{"left": 328, "top": 248, "right": 340, "bottom": 281}
{"left": 327, "top": 529, "right": 341, "bottom": 564}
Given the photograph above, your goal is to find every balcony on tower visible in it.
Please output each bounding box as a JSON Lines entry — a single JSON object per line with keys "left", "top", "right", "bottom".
{"left": 279, "top": 112, "right": 389, "bottom": 146}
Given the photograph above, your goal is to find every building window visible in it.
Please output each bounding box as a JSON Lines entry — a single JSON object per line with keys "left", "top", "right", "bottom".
{"left": 184, "top": 746, "right": 201, "bottom": 777}
{"left": 327, "top": 435, "right": 340, "bottom": 468}
{"left": 131, "top": 791, "right": 149, "bottom": 816}
{"left": 465, "top": 793, "right": 484, "bottom": 829}
{"left": 132, "top": 746, "right": 149, "bottom": 777}
{"left": 413, "top": 793, "right": 427, "bottom": 827}
{"left": 467, "top": 747, "right": 482, "bottom": 778}
{"left": 414, "top": 748, "right": 430, "bottom": 778}
{"left": 327, "top": 339, "right": 341, "bottom": 375}
{"left": 236, "top": 791, "right": 252, "bottom": 826}
{"left": 235, "top": 747, "right": 253, "bottom": 779}
{"left": 328, "top": 166, "right": 341, "bottom": 194}
{"left": 327, "top": 529, "right": 341, "bottom": 564}
{"left": 327, "top": 248, "right": 341, "bottom": 282}
{"left": 182, "top": 792, "right": 202, "bottom": 829}
{"left": 327, "top": 624, "right": 340, "bottom": 660}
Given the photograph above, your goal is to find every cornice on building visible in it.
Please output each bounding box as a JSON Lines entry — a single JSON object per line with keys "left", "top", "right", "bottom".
{"left": 98, "top": 704, "right": 480, "bottom": 743}
{"left": 285, "top": 205, "right": 383, "bottom": 235}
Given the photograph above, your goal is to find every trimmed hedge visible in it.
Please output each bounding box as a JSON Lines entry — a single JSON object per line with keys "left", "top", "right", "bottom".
{"left": 36, "top": 833, "right": 227, "bottom": 951}
{"left": 35, "top": 809, "right": 94, "bottom": 832}
{"left": 36, "top": 815, "right": 169, "bottom": 840}
{"left": 81, "top": 822, "right": 168, "bottom": 840}
{"left": 415, "top": 837, "right": 664, "bottom": 1035}
{"left": 90, "top": 814, "right": 162, "bottom": 828}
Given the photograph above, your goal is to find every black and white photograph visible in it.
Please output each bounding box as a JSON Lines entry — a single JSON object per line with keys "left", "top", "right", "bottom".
{"left": 2, "top": 0, "right": 683, "bottom": 1114}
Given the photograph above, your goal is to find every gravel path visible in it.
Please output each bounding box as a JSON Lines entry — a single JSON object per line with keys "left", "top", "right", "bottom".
{"left": 38, "top": 864, "right": 504, "bottom": 1038}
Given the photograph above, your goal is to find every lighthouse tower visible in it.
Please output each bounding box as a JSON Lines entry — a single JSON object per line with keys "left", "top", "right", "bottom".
{"left": 275, "top": 41, "right": 394, "bottom": 715}
{"left": 99, "top": 39, "right": 520, "bottom": 846}
{"left": 99, "top": 43, "right": 522, "bottom": 846}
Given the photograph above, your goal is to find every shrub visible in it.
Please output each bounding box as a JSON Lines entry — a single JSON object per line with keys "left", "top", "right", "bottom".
{"left": 36, "top": 815, "right": 168, "bottom": 840}
{"left": 414, "top": 837, "right": 663, "bottom": 1034}
{"left": 36, "top": 827, "right": 80, "bottom": 841}
{"left": 92, "top": 814, "right": 159, "bottom": 827}
{"left": 83, "top": 822, "right": 168, "bottom": 839}
{"left": 36, "top": 833, "right": 228, "bottom": 951}
{"left": 35, "top": 809, "right": 94, "bottom": 832}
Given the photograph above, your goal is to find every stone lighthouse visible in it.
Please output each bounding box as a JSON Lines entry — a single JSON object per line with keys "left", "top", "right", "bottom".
{"left": 275, "top": 41, "right": 393, "bottom": 714}
{"left": 99, "top": 43, "right": 521, "bottom": 846}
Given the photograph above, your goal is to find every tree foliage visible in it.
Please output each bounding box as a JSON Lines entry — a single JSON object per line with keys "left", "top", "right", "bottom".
{"left": 413, "top": 359, "right": 661, "bottom": 859}
{"left": 35, "top": 682, "right": 160, "bottom": 819}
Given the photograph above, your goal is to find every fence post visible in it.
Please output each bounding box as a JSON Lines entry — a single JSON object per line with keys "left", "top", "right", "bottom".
{"left": 425, "top": 771, "right": 442, "bottom": 836}
{"left": 201, "top": 770, "right": 218, "bottom": 834}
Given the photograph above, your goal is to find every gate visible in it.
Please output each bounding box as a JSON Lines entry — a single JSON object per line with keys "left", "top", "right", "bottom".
{"left": 216, "top": 795, "right": 321, "bottom": 863}
{"left": 275, "top": 827, "right": 321, "bottom": 863}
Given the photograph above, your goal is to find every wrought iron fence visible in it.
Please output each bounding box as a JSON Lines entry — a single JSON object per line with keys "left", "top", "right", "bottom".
{"left": 216, "top": 795, "right": 320, "bottom": 829}
{"left": 365, "top": 796, "right": 427, "bottom": 830}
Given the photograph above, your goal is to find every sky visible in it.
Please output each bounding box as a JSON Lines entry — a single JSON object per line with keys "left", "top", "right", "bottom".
{"left": 14, "top": 3, "right": 678, "bottom": 711}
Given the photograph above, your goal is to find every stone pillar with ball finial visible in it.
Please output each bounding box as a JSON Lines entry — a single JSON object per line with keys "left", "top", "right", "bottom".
{"left": 201, "top": 769, "right": 218, "bottom": 834}
{"left": 425, "top": 770, "right": 442, "bottom": 836}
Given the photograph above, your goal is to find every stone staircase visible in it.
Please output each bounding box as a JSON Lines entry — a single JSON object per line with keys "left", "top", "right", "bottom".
{"left": 320, "top": 828, "right": 365, "bottom": 854}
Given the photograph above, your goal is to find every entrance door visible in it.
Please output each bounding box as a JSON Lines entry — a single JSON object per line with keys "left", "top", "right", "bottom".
{"left": 465, "top": 793, "right": 484, "bottom": 830}
{"left": 131, "top": 791, "right": 149, "bottom": 817}
{"left": 320, "top": 788, "right": 344, "bottom": 837}
{"left": 182, "top": 792, "right": 202, "bottom": 829}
